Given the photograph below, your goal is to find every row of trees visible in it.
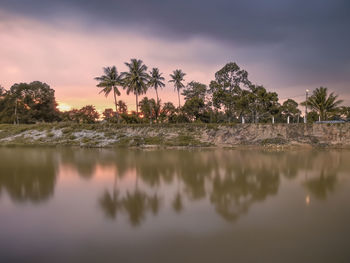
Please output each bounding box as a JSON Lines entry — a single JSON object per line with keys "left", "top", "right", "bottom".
{"left": 0, "top": 61, "right": 348, "bottom": 124}
{"left": 94, "top": 60, "right": 348, "bottom": 124}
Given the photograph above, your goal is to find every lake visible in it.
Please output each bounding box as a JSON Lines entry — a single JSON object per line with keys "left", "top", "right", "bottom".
{"left": 0, "top": 148, "right": 350, "bottom": 263}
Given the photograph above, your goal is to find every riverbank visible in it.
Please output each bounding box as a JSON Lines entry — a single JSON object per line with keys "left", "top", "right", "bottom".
{"left": 0, "top": 123, "right": 349, "bottom": 148}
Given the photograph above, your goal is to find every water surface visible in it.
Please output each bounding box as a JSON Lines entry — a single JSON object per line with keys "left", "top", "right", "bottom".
{"left": 0, "top": 148, "right": 350, "bottom": 262}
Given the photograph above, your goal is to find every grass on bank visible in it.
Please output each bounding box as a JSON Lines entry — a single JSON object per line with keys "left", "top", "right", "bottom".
{"left": 0, "top": 122, "right": 218, "bottom": 147}
{"left": 0, "top": 122, "right": 348, "bottom": 148}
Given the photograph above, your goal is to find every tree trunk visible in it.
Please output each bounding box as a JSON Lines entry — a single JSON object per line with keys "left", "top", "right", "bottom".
{"left": 155, "top": 88, "right": 159, "bottom": 104}
{"left": 14, "top": 102, "right": 17, "bottom": 125}
{"left": 113, "top": 88, "right": 120, "bottom": 124}
{"left": 136, "top": 93, "right": 139, "bottom": 115}
{"left": 177, "top": 89, "right": 181, "bottom": 108}
{"left": 14, "top": 99, "right": 18, "bottom": 125}
{"left": 149, "top": 100, "right": 152, "bottom": 125}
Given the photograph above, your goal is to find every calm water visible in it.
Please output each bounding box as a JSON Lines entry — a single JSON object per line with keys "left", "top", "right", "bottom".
{"left": 0, "top": 148, "right": 350, "bottom": 263}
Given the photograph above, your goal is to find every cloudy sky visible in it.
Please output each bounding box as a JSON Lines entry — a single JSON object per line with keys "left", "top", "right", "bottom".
{"left": 1, "top": 0, "right": 349, "bottom": 111}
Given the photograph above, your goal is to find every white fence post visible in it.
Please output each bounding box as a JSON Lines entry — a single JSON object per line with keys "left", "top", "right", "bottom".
{"left": 287, "top": 116, "right": 290, "bottom": 124}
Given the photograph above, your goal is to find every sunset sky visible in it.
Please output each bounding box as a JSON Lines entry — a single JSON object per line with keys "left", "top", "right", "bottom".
{"left": 1, "top": 0, "right": 349, "bottom": 112}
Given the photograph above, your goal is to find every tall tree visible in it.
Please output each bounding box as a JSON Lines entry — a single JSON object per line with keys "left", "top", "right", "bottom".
{"left": 160, "top": 102, "right": 177, "bottom": 123}
{"left": 303, "top": 87, "right": 343, "bottom": 121}
{"left": 77, "top": 105, "right": 100, "bottom": 123}
{"left": 139, "top": 97, "right": 157, "bottom": 124}
{"left": 209, "top": 62, "right": 251, "bottom": 122}
{"left": 95, "top": 66, "right": 123, "bottom": 123}
{"left": 181, "top": 81, "right": 208, "bottom": 122}
{"left": 281, "top": 99, "right": 301, "bottom": 122}
{"left": 248, "top": 85, "right": 280, "bottom": 123}
{"left": 182, "top": 97, "right": 206, "bottom": 122}
{"left": 169, "top": 69, "right": 186, "bottom": 108}
{"left": 182, "top": 81, "right": 207, "bottom": 101}
{"left": 0, "top": 81, "right": 59, "bottom": 124}
{"left": 122, "top": 59, "right": 150, "bottom": 114}
{"left": 149, "top": 68, "right": 165, "bottom": 103}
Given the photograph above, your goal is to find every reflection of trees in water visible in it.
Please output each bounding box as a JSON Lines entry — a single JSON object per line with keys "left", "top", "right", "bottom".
{"left": 304, "top": 172, "right": 337, "bottom": 200}
{"left": 60, "top": 149, "right": 103, "bottom": 179}
{"left": 99, "top": 190, "right": 122, "bottom": 219}
{"left": 100, "top": 189, "right": 162, "bottom": 226}
{"left": 1, "top": 147, "right": 346, "bottom": 216}
{"left": 99, "top": 172, "right": 162, "bottom": 226}
{"left": 0, "top": 148, "right": 58, "bottom": 203}
{"left": 172, "top": 193, "right": 183, "bottom": 213}
{"left": 210, "top": 168, "right": 279, "bottom": 222}
{"left": 96, "top": 149, "right": 350, "bottom": 226}
{"left": 302, "top": 151, "right": 343, "bottom": 200}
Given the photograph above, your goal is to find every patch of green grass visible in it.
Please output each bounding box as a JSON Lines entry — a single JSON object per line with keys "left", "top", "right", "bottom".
{"left": 260, "top": 137, "right": 287, "bottom": 145}
{"left": 144, "top": 136, "right": 164, "bottom": 145}
{"left": 81, "top": 137, "right": 91, "bottom": 143}
{"left": 205, "top": 123, "right": 220, "bottom": 131}
{"left": 104, "top": 131, "right": 115, "bottom": 138}
{"left": 115, "top": 136, "right": 145, "bottom": 147}
{"left": 62, "top": 127, "right": 74, "bottom": 134}
{"left": 115, "top": 136, "right": 132, "bottom": 147}
{"left": 165, "top": 134, "right": 208, "bottom": 146}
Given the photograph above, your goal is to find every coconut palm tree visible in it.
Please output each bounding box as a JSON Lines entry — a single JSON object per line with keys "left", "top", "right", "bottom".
{"left": 149, "top": 68, "right": 165, "bottom": 103}
{"left": 95, "top": 66, "right": 123, "bottom": 123}
{"left": 169, "top": 69, "right": 186, "bottom": 108}
{"left": 303, "top": 87, "right": 343, "bottom": 121}
{"left": 122, "top": 59, "right": 150, "bottom": 114}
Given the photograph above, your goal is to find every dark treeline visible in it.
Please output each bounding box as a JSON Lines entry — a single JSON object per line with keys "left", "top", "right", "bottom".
{"left": 0, "top": 61, "right": 349, "bottom": 124}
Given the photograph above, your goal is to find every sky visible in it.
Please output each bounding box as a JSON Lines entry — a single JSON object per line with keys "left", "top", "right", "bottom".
{"left": 0, "top": 0, "right": 349, "bottom": 112}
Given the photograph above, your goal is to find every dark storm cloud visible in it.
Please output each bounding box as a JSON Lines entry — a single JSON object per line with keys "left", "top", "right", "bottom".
{"left": 2, "top": 0, "right": 349, "bottom": 44}
{"left": 1, "top": 0, "right": 350, "bottom": 91}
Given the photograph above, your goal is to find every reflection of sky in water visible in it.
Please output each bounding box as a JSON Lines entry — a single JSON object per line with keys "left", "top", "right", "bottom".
{"left": 0, "top": 148, "right": 350, "bottom": 262}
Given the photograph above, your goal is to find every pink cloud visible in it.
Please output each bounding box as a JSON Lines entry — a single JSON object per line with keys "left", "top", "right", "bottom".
{"left": 1, "top": 11, "right": 349, "bottom": 112}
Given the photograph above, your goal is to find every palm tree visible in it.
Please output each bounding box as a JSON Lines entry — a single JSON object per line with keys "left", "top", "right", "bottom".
{"left": 169, "top": 69, "right": 186, "bottom": 108}
{"left": 303, "top": 87, "right": 343, "bottom": 121}
{"left": 95, "top": 66, "right": 123, "bottom": 123}
{"left": 122, "top": 59, "right": 150, "bottom": 114}
{"left": 149, "top": 68, "right": 165, "bottom": 103}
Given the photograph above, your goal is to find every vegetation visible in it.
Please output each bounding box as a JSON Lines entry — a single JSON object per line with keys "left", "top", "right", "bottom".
{"left": 95, "top": 66, "right": 123, "bottom": 123}
{"left": 0, "top": 61, "right": 349, "bottom": 125}
{"left": 148, "top": 68, "right": 165, "bottom": 104}
{"left": 302, "top": 87, "right": 343, "bottom": 121}
{"left": 121, "top": 59, "right": 150, "bottom": 114}
{"left": 0, "top": 81, "right": 59, "bottom": 124}
{"left": 169, "top": 69, "right": 186, "bottom": 108}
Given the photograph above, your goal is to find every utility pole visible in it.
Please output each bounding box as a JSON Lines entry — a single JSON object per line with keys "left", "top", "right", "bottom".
{"left": 304, "top": 89, "right": 309, "bottom": 123}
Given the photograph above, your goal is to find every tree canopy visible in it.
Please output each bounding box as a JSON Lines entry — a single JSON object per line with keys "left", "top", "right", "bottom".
{"left": 303, "top": 87, "right": 343, "bottom": 121}
{"left": 0, "top": 81, "right": 59, "bottom": 124}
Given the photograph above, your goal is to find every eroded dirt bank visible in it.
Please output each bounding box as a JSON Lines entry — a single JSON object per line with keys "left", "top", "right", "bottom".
{"left": 0, "top": 123, "right": 349, "bottom": 148}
